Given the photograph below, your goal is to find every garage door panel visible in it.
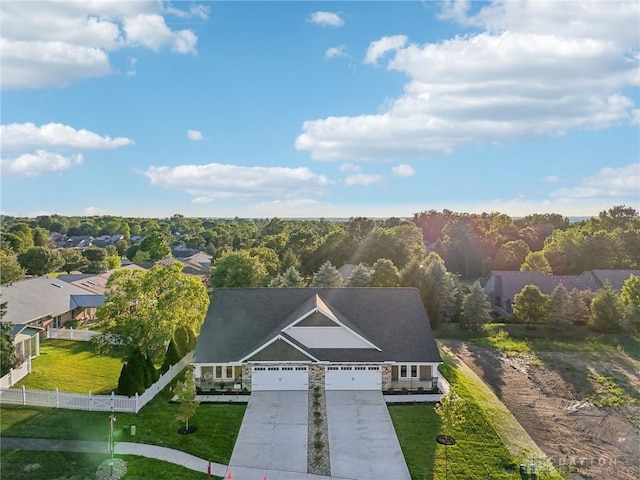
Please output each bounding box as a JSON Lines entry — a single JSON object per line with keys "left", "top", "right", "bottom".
{"left": 252, "top": 366, "right": 308, "bottom": 391}
{"left": 325, "top": 365, "right": 382, "bottom": 390}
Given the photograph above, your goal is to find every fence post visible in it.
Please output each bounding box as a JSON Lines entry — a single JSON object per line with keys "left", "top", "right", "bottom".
{"left": 111, "top": 391, "right": 114, "bottom": 411}
{"left": 89, "top": 390, "right": 92, "bottom": 411}
{"left": 135, "top": 392, "right": 139, "bottom": 413}
{"left": 8, "top": 368, "right": 13, "bottom": 387}
{"left": 22, "top": 385, "right": 26, "bottom": 405}
{"left": 56, "top": 388, "right": 59, "bottom": 408}
{"left": 28, "top": 356, "right": 32, "bottom": 374}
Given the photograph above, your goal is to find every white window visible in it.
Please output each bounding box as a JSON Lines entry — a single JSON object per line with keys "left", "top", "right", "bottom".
{"left": 399, "top": 364, "right": 419, "bottom": 379}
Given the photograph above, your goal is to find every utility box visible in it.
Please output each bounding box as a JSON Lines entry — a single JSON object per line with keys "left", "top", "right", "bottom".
{"left": 130, "top": 425, "right": 136, "bottom": 436}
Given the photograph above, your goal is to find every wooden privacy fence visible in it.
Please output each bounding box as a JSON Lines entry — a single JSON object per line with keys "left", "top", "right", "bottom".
{"left": 0, "top": 353, "right": 193, "bottom": 413}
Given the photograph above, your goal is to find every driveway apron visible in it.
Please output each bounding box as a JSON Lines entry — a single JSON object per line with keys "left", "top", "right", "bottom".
{"left": 325, "top": 390, "right": 411, "bottom": 480}
{"left": 228, "top": 390, "right": 308, "bottom": 476}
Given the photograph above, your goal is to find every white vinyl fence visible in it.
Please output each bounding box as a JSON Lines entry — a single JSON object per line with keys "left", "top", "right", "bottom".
{"left": 46, "top": 327, "right": 99, "bottom": 342}
{"left": 0, "top": 357, "right": 31, "bottom": 389}
{"left": 0, "top": 353, "right": 192, "bottom": 413}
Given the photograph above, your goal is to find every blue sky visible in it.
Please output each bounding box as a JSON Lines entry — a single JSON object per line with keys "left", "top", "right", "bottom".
{"left": 1, "top": 1, "right": 638, "bottom": 219}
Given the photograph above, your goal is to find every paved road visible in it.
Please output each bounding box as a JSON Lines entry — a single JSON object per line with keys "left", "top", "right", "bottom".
{"left": 325, "top": 390, "right": 411, "bottom": 480}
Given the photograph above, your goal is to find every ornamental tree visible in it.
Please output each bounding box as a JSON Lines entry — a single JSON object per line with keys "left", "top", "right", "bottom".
{"left": 513, "top": 285, "right": 551, "bottom": 324}
{"left": 96, "top": 263, "right": 209, "bottom": 363}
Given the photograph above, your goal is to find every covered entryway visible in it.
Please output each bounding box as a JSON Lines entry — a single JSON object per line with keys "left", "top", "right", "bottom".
{"left": 325, "top": 365, "right": 382, "bottom": 390}
{"left": 251, "top": 365, "right": 308, "bottom": 391}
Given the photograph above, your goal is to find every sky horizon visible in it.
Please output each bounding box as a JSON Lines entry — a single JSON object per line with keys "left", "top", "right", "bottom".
{"left": 1, "top": 1, "right": 639, "bottom": 220}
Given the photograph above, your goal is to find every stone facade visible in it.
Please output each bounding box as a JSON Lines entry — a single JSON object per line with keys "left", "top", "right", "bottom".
{"left": 242, "top": 365, "right": 252, "bottom": 391}
{"left": 309, "top": 364, "right": 325, "bottom": 390}
{"left": 382, "top": 364, "right": 392, "bottom": 391}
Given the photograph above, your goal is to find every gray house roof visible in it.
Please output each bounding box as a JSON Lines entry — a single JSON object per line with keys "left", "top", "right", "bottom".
{"left": 1, "top": 276, "right": 104, "bottom": 326}
{"left": 484, "top": 269, "right": 640, "bottom": 304}
{"left": 193, "top": 287, "right": 442, "bottom": 365}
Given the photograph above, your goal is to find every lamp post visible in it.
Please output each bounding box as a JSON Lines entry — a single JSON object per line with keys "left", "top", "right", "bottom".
{"left": 436, "top": 435, "right": 456, "bottom": 480}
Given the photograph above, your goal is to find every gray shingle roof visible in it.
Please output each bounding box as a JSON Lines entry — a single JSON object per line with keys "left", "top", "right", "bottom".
{"left": 1, "top": 276, "right": 103, "bottom": 326}
{"left": 193, "top": 287, "right": 441, "bottom": 364}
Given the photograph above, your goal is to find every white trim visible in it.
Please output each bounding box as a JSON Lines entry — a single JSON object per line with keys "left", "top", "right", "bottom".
{"left": 239, "top": 334, "right": 319, "bottom": 363}
{"left": 399, "top": 363, "right": 419, "bottom": 379}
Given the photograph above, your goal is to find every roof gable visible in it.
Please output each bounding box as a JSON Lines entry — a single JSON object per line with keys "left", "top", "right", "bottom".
{"left": 193, "top": 288, "right": 441, "bottom": 364}
{"left": 243, "top": 335, "right": 317, "bottom": 362}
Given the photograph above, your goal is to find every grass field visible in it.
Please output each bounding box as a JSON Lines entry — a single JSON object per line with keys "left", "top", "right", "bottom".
{"left": 2, "top": 374, "right": 245, "bottom": 464}
{"left": 14, "top": 339, "right": 125, "bottom": 394}
{"left": 390, "top": 348, "right": 564, "bottom": 480}
{"left": 0, "top": 450, "right": 219, "bottom": 480}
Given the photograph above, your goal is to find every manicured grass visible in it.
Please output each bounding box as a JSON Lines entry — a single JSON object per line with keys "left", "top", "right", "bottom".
{"left": 0, "top": 450, "right": 220, "bottom": 479}
{"left": 390, "top": 349, "right": 564, "bottom": 480}
{"left": 1, "top": 375, "right": 245, "bottom": 464}
{"left": 14, "top": 340, "right": 125, "bottom": 394}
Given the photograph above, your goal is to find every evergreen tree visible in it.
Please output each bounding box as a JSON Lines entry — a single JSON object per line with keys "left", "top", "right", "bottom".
{"left": 549, "top": 284, "right": 570, "bottom": 326}
{"left": 566, "top": 288, "right": 590, "bottom": 324}
{"left": 421, "top": 259, "right": 458, "bottom": 327}
{"left": 461, "top": 281, "right": 492, "bottom": 330}
{"left": 281, "top": 266, "right": 305, "bottom": 287}
{"left": 589, "top": 282, "right": 624, "bottom": 333}
{"left": 1, "top": 302, "right": 17, "bottom": 376}
{"left": 161, "top": 339, "right": 181, "bottom": 373}
{"left": 399, "top": 258, "right": 424, "bottom": 288}
{"left": 621, "top": 274, "right": 640, "bottom": 330}
{"left": 346, "top": 264, "right": 372, "bottom": 287}
{"left": 310, "top": 261, "right": 344, "bottom": 287}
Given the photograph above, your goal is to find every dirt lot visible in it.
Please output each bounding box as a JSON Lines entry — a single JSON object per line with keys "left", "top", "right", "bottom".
{"left": 443, "top": 340, "right": 639, "bottom": 480}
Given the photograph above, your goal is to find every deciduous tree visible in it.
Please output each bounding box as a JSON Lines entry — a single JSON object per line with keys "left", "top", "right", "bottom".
{"left": 175, "top": 367, "right": 199, "bottom": 433}
{"left": 17, "top": 247, "right": 64, "bottom": 276}
{"left": 60, "top": 249, "right": 88, "bottom": 273}
{"left": 210, "top": 250, "right": 268, "bottom": 287}
{"left": 513, "top": 285, "right": 551, "bottom": 324}
{"left": 621, "top": 274, "right": 640, "bottom": 329}
{"left": 370, "top": 258, "right": 400, "bottom": 287}
{"left": 520, "top": 251, "right": 552, "bottom": 274}
{"left": 1, "top": 252, "right": 25, "bottom": 284}
{"left": 96, "top": 263, "right": 209, "bottom": 362}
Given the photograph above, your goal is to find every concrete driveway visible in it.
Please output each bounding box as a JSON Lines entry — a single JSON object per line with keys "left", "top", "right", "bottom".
{"left": 325, "top": 390, "right": 411, "bottom": 480}
{"left": 228, "top": 390, "right": 308, "bottom": 475}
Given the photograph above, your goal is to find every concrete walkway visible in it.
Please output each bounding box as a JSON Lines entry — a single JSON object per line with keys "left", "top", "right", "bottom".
{"left": 325, "top": 391, "right": 411, "bottom": 480}
{"left": 1, "top": 437, "right": 347, "bottom": 480}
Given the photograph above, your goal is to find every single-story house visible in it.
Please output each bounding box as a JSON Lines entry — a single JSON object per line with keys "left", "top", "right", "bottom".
{"left": 483, "top": 269, "right": 640, "bottom": 315}
{"left": 192, "top": 287, "right": 442, "bottom": 392}
{"left": 57, "top": 264, "right": 145, "bottom": 295}
{"left": 1, "top": 276, "right": 104, "bottom": 358}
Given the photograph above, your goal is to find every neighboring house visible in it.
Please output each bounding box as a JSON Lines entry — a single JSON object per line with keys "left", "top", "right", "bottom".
{"left": 172, "top": 244, "right": 201, "bottom": 258}
{"left": 1, "top": 277, "right": 105, "bottom": 359}
{"left": 483, "top": 269, "right": 640, "bottom": 316}
{"left": 65, "top": 236, "right": 95, "bottom": 249}
{"left": 179, "top": 251, "right": 212, "bottom": 277}
{"left": 192, "top": 288, "right": 442, "bottom": 392}
{"left": 93, "top": 234, "right": 124, "bottom": 247}
{"left": 57, "top": 264, "right": 145, "bottom": 295}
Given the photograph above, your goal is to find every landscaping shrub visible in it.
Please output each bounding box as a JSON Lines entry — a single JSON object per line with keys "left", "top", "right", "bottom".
{"left": 117, "top": 362, "right": 143, "bottom": 396}
{"left": 161, "top": 339, "right": 181, "bottom": 373}
{"left": 174, "top": 325, "right": 197, "bottom": 358}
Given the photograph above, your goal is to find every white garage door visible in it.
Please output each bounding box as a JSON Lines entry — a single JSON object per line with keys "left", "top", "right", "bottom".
{"left": 325, "top": 365, "right": 382, "bottom": 390}
{"left": 252, "top": 366, "right": 309, "bottom": 391}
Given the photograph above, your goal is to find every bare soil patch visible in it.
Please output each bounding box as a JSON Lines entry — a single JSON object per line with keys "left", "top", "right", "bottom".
{"left": 442, "top": 340, "right": 639, "bottom": 480}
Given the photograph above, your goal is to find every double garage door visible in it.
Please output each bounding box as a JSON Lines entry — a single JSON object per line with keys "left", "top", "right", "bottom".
{"left": 252, "top": 365, "right": 382, "bottom": 391}
{"left": 325, "top": 365, "right": 381, "bottom": 390}
{"left": 252, "top": 366, "right": 309, "bottom": 391}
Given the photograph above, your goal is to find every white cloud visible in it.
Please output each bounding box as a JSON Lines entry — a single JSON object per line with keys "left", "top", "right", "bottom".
{"left": 345, "top": 173, "right": 384, "bottom": 186}
{"left": 143, "top": 162, "right": 333, "bottom": 200}
{"left": 364, "top": 35, "right": 408, "bottom": 65}
{"left": 1, "top": 150, "right": 83, "bottom": 177}
{"left": 1, "top": 122, "right": 132, "bottom": 177}
{"left": 543, "top": 175, "right": 560, "bottom": 183}
{"left": 192, "top": 196, "right": 214, "bottom": 204}
{"left": 392, "top": 164, "right": 415, "bottom": 177}
{"left": 1, "top": 122, "right": 133, "bottom": 151}
{"left": 307, "top": 12, "right": 344, "bottom": 27}
{"left": 550, "top": 163, "right": 640, "bottom": 201}
{"left": 84, "top": 206, "right": 111, "bottom": 215}
{"left": 325, "top": 46, "right": 348, "bottom": 60}
{"left": 0, "top": 1, "right": 203, "bottom": 89}
{"left": 164, "top": 3, "right": 210, "bottom": 20}
{"left": 297, "top": 1, "right": 639, "bottom": 161}
{"left": 187, "top": 130, "right": 204, "bottom": 141}
{"left": 340, "top": 163, "right": 361, "bottom": 173}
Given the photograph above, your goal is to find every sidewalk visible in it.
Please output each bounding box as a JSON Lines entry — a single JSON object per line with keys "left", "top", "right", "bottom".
{"left": 1, "top": 437, "right": 345, "bottom": 480}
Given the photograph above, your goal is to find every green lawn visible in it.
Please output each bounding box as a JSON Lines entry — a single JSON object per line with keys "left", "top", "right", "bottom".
{"left": 0, "top": 450, "right": 220, "bottom": 480}
{"left": 14, "top": 340, "right": 125, "bottom": 394}
{"left": 1, "top": 374, "right": 245, "bottom": 464}
{"left": 390, "top": 350, "right": 564, "bottom": 480}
